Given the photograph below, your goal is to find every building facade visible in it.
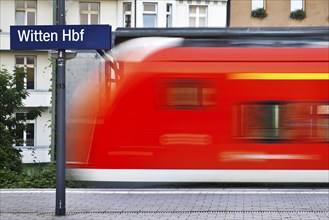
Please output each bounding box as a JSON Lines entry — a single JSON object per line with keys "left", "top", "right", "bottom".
{"left": 0, "top": 0, "right": 228, "bottom": 164}
{"left": 230, "top": 0, "right": 329, "bottom": 27}
{"left": 64, "top": 0, "right": 228, "bottom": 28}
{"left": 0, "top": 0, "right": 53, "bottom": 164}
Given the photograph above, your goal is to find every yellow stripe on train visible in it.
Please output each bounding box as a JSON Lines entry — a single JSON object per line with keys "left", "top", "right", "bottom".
{"left": 229, "top": 73, "right": 329, "bottom": 80}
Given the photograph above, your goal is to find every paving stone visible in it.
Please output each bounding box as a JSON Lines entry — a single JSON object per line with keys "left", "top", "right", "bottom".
{"left": 1, "top": 188, "right": 328, "bottom": 219}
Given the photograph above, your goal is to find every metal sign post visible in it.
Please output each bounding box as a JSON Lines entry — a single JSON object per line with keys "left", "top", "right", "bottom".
{"left": 55, "top": 49, "right": 65, "bottom": 216}
{"left": 55, "top": 0, "right": 66, "bottom": 216}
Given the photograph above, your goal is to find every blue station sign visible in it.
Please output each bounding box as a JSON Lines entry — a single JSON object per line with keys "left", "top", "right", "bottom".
{"left": 10, "top": 25, "right": 111, "bottom": 50}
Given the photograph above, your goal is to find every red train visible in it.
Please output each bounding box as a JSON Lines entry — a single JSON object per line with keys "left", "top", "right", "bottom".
{"left": 67, "top": 37, "right": 329, "bottom": 183}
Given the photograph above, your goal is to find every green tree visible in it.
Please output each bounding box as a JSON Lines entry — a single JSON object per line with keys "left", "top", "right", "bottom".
{"left": 0, "top": 67, "right": 41, "bottom": 173}
{"left": 0, "top": 67, "right": 83, "bottom": 188}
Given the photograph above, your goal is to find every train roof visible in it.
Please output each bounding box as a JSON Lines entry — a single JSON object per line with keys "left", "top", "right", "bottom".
{"left": 108, "top": 27, "right": 329, "bottom": 62}
{"left": 113, "top": 27, "right": 329, "bottom": 46}
{"left": 110, "top": 38, "right": 329, "bottom": 63}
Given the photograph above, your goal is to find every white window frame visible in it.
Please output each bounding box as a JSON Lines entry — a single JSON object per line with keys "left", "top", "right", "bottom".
{"left": 143, "top": 2, "right": 157, "bottom": 27}
{"left": 291, "top": 0, "right": 304, "bottom": 11}
{"left": 15, "top": 0, "right": 37, "bottom": 25}
{"left": 251, "top": 0, "right": 264, "bottom": 10}
{"left": 15, "top": 55, "right": 36, "bottom": 90}
{"left": 80, "top": 2, "right": 100, "bottom": 25}
{"left": 15, "top": 113, "right": 35, "bottom": 147}
{"left": 189, "top": 5, "right": 207, "bottom": 27}
{"left": 166, "top": 3, "right": 173, "bottom": 28}
{"left": 123, "top": 2, "right": 133, "bottom": 27}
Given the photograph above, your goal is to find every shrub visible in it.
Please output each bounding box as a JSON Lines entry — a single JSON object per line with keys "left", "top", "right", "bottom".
{"left": 251, "top": 8, "right": 267, "bottom": 18}
{"left": 290, "top": 9, "right": 306, "bottom": 20}
{"left": 0, "top": 169, "right": 27, "bottom": 188}
{"left": 0, "top": 163, "right": 85, "bottom": 188}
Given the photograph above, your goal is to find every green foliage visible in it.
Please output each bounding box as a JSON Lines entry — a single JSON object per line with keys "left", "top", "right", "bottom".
{"left": 25, "top": 163, "right": 57, "bottom": 188}
{"left": 0, "top": 163, "right": 84, "bottom": 188}
{"left": 290, "top": 9, "right": 306, "bottom": 20}
{"left": 0, "top": 68, "right": 27, "bottom": 173}
{"left": 0, "top": 68, "right": 27, "bottom": 121}
{"left": 0, "top": 67, "right": 42, "bottom": 173}
{"left": 251, "top": 8, "right": 267, "bottom": 18}
{"left": 0, "top": 67, "right": 78, "bottom": 189}
{"left": 0, "top": 169, "right": 27, "bottom": 188}
{"left": 0, "top": 123, "right": 23, "bottom": 173}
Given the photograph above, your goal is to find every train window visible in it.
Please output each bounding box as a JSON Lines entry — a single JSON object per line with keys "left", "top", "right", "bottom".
{"left": 167, "top": 87, "right": 199, "bottom": 106}
{"left": 286, "top": 103, "right": 329, "bottom": 142}
{"left": 234, "top": 103, "right": 284, "bottom": 141}
{"left": 234, "top": 102, "right": 329, "bottom": 142}
{"left": 163, "top": 79, "right": 216, "bottom": 109}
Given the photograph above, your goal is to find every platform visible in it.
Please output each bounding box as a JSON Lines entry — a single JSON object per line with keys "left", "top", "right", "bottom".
{"left": 1, "top": 188, "right": 328, "bottom": 219}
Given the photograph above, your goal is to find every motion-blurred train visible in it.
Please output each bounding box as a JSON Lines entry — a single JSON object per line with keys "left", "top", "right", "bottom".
{"left": 67, "top": 32, "right": 329, "bottom": 183}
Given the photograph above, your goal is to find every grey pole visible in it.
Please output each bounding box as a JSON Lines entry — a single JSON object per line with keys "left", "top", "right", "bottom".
{"left": 55, "top": 0, "right": 66, "bottom": 216}
{"left": 226, "top": 0, "right": 231, "bottom": 27}
{"left": 51, "top": 0, "right": 57, "bottom": 163}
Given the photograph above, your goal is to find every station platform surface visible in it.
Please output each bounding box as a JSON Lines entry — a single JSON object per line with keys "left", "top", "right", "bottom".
{"left": 1, "top": 188, "right": 329, "bottom": 219}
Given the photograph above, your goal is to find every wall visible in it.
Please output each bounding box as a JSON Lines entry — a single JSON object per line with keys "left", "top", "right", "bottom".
{"left": 230, "top": 0, "right": 329, "bottom": 27}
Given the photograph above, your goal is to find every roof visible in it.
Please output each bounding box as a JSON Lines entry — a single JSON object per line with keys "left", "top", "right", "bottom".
{"left": 113, "top": 27, "right": 329, "bottom": 46}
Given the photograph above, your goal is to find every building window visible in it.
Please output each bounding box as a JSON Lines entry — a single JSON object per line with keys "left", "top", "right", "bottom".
{"left": 123, "top": 2, "right": 132, "bottom": 27}
{"left": 15, "top": 56, "right": 36, "bottom": 90}
{"left": 16, "top": 113, "right": 35, "bottom": 147}
{"left": 166, "top": 4, "right": 173, "bottom": 28}
{"left": 291, "top": 0, "right": 304, "bottom": 11}
{"left": 163, "top": 79, "right": 217, "bottom": 109}
{"left": 251, "top": 0, "right": 264, "bottom": 10}
{"left": 290, "top": 0, "right": 305, "bottom": 19}
{"left": 80, "top": 2, "right": 100, "bottom": 25}
{"left": 189, "top": 5, "right": 207, "bottom": 27}
{"left": 15, "top": 0, "right": 36, "bottom": 25}
{"left": 143, "top": 2, "right": 157, "bottom": 27}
